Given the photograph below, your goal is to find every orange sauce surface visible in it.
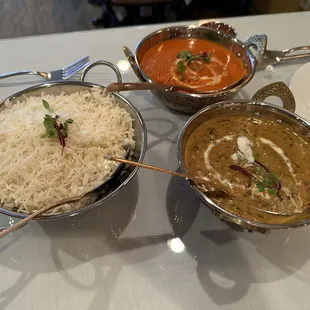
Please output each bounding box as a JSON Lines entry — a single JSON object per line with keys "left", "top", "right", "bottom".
{"left": 141, "top": 38, "right": 246, "bottom": 93}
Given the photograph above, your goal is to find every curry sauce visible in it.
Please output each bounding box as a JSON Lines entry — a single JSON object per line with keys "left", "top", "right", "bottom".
{"left": 184, "top": 116, "right": 310, "bottom": 224}
{"left": 141, "top": 38, "right": 246, "bottom": 93}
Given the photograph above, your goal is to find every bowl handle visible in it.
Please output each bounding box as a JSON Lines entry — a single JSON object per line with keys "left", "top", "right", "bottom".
{"left": 80, "top": 60, "right": 122, "bottom": 84}
{"left": 199, "top": 21, "right": 237, "bottom": 38}
{"left": 123, "top": 46, "right": 146, "bottom": 82}
{"left": 244, "top": 34, "right": 267, "bottom": 64}
{"left": 252, "top": 81, "right": 296, "bottom": 113}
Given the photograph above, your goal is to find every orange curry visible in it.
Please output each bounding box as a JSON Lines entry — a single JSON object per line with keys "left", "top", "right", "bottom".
{"left": 140, "top": 38, "right": 246, "bottom": 93}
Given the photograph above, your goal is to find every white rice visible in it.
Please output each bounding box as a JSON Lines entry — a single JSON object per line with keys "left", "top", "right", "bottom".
{"left": 0, "top": 88, "right": 135, "bottom": 214}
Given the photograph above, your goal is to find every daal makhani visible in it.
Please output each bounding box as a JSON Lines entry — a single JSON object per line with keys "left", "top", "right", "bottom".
{"left": 0, "top": 88, "right": 135, "bottom": 214}
{"left": 184, "top": 115, "right": 310, "bottom": 224}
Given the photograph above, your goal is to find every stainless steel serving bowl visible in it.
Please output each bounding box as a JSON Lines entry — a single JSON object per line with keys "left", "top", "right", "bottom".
{"left": 123, "top": 23, "right": 267, "bottom": 114}
{"left": 0, "top": 61, "right": 147, "bottom": 220}
{"left": 176, "top": 81, "right": 310, "bottom": 233}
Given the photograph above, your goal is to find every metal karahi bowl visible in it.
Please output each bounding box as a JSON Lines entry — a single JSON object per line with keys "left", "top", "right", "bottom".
{"left": 0, "top": 61, "right": 147, "bottom": 220}
{"left": 176, "top": 81, "right": 310, "bottom": 233}
{"left": 123, "top": 24, "right": 267, "bottom": 114}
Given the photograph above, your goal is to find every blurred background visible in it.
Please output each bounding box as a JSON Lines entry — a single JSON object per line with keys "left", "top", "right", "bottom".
{"left": 1, "top": 0, "right": 309, "bottom": 39}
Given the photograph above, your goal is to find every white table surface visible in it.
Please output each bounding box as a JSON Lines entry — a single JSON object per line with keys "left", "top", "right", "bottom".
{"left": 1, "top": 11, "right": 310, "bottom": 310}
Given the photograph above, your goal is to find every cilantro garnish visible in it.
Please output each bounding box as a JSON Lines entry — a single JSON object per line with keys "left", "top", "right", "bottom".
{"left": 175, "top": 50, "right": 212, "bottom": 82}
{"left": 41, "top": 100, "right": 77, "bottom": 155}
{"left": 229, "top": 159, "right": 281, "bottom": 196}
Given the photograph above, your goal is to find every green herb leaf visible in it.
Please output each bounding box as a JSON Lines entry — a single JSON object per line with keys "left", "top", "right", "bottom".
{"left": 256, "top": 182, "right": 265, "bottom": 193}
{"left": 42, "top": 99, "right": 54, "bottom": 113}
{"left": 200, "top": 52, "right": 212, "bottom": 63}
{"left": 42, "top": 99, "right": 50, "bottom": 111}
{"left": 204, "top": 54, "right": 211, "bottom": 63}
{"left": 177, "top": 61, "right": 186, "bottom": 73}
{"left": 177, "top": 50, "right": 192, "bottom": 60}
{"left": 177, "top": 61, "right": 186, "bottom": 82}
{"left": 42, "top": 114, "right": 57, "bottom": 138}
{"left": 175, "top": 51, "right": 212, "bottom": 82}
{"left": 41, "top": 100, "right": 79, "bottom": 154}
{"left": 267, "top": 188, "right": 277, "bottom": 195}
{"left": 61, "top": 119, "right": 75, "bottom": 137}
{"left": 270, "top": 172, "right": 280, "bottom": 186}
{"left": 263, "top": 178, "right": 273, "bottom": 187}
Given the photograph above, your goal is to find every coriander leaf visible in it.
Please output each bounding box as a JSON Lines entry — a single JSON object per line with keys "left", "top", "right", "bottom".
{"left": 203, "top": 52, "right": 212, "bottom": 63}
{"left": 41, "top": 105, "right": 76, "bottom": 155}
{"left": 43, "top": 114, "right": 54, "bottom": 122}
{"left": 42, "top": 99, "right": 54, "bottom": 113}
{"left": 177, "top": 61, "right": 186, "bottom": 82}
{"left": 267, "top": 188, "right": 277, "bottom": 195}
{"left": 175, "top": 51, "right": 212, "bottom": 81}
{"left": 177, "top": 50, "right": 192, "bottom": 60}
{"left": 270, "top": 172, "right": 280, "bottom": 185}
{"left": 256, "top": 182, "right": 265, "bottom": 193}
{"left": 263, "top": 178, "right": 273, "bottom": 187}
{"left": 177, "top": 61, "right": 186, "bottom": 73}
{"left": 256, "top": 167, "right": 265, "bottom": 175}
{"left": 42, "top": 115, "right": 57, "bottom": 138}
{"left": 42, "top": 99, "right": 50, "bottom": 111}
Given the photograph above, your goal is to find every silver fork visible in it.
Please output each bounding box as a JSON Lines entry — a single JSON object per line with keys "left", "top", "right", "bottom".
{"left": 258, "top": 46, "right": 310, "bottom": 69}
{"left": 0, "top": 56, "right": 90, "bottom": 81}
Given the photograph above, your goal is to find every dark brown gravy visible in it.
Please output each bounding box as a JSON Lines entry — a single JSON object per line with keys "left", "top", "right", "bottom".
{"left": 184, "top": 116, "right": 310, "bottom": 224}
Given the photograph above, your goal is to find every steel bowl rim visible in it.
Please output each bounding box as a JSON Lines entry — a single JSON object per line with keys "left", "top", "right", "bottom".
{"left": 134, "top": 25, "right": 256, "bottom": 98}
{"left": 176, "top": 99, "right": 310, "bottom": 230}
{"left": 0, "top": 80, "right": 147, "bottom": 221}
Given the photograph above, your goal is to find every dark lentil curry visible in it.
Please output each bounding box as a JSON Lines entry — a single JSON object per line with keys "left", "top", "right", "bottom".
{"left": 184, "top": 115, "right": 310, "bottom": 224}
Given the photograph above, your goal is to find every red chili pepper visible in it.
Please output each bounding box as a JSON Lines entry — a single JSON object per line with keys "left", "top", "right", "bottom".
{"left": 54, "top": 120, "right": 66, "bottom": 155}
{"left": 229, "top": 165, "right": 259, "bottom": 181}
{"left": 253, "top": 160, "right": 269, "bottom": 173}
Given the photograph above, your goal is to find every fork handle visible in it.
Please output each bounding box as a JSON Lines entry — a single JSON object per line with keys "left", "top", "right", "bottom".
{"left": 285, "top": 46, "right": 310, "bottom": 54}
{"left": 279, "top": 46, "right": 310, "bottom": 62}
{"left": 0, "top": 70, "right": 46, "bottom": 80}
{"left": 280, "top": 53, "right": 310, "bottom": 62}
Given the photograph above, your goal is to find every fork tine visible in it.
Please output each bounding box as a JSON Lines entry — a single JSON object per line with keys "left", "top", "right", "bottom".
{"left": 63, "top": 61, "right": 90, "bottom": 79}
{"left": 63, "top": 57, "right": 90, "bottom": 78}
{"left": 63, "top": 56, "right": 89, "bottom": 71}
{"left": 64, "top": 60, "right": 91, "bottom": 79}
{"left": 62, "top": 57, "right": 90, "bottom": 79}
{"left": 63, "top": 60, "right": 90, "bottom": 79}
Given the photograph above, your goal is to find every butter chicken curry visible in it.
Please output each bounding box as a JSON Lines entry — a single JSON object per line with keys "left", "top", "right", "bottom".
{"left": 141, "top": 38, "right": 246, "bottom": 93}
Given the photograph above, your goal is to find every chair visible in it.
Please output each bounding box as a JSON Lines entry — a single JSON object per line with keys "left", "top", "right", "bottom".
{"left": 92, "top": 0, "right": 186, "bottom": 28}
